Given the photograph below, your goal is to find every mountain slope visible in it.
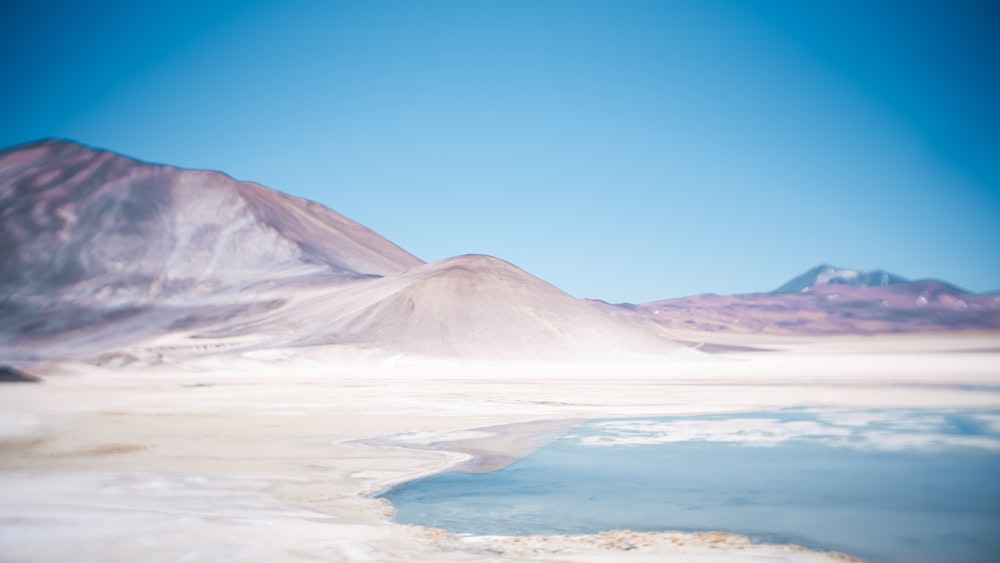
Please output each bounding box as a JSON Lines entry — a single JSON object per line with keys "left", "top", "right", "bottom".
{"left": 172, "top": 254, "right": 692, "bottom": 361}
{"left": 0, "top": 140, "right": 693, "bottom": 363}
{"left": 772, "top": 265, "right": 910, "bottom": 294}
{"left": 0, "top": 139, "right": 427, "bottom": 361}
{"left": 0, "top": 139, "right": 422, "bottom": 304}
{"left": 635, "top": 267, "right": 1000, "bottom": 336}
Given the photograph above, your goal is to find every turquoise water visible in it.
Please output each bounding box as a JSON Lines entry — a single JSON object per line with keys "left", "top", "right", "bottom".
{"left": 380, "top": 409, "right": 1000, "bottom": 562}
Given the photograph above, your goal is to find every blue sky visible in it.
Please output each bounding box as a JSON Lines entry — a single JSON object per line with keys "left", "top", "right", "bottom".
{"left": 2, "top": 0, "right": 998, "bottom": 301}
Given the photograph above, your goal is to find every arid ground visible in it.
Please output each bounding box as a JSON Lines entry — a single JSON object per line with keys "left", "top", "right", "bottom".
{"left": 2, "top": 332, "right": 998, "bottom": 562}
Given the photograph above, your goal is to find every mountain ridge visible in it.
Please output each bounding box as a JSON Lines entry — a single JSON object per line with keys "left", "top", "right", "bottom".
{"left": 0, "top": 139, "right": 423, "bottom": 299}
{"left": 1, "top": 139, "right": 996, "bottom": 363}
{"left": 0, "top": 140, "right": 694, "bottom": 363}
{"left": 634, "top": 266, "right": 999, "bottom": 336}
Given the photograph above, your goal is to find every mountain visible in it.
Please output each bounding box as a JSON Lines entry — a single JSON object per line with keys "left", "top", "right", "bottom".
{"left": 772, "top": 264, "right": 910, "bottom": 293}
{"left": 0, "top": 139, "right": 422, "bottom": 300}
{"left": 158, "top": 254, "right": 692, "bottom": 361}
{"left": 6, "top": 140, "right": 988, "bottom": 359}
{"left": 633, "top": 267, "right": 1000, "bottom": 336}
{"left": 0, "top": 139, "right": 426, "bottom": 361}
{"left": 0, "top": 140, "right": 692, "bottom": 363}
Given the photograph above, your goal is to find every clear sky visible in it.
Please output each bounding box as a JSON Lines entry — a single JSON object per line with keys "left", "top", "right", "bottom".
{"left": 3, "top": 0, "right": 998, "bottom": 302}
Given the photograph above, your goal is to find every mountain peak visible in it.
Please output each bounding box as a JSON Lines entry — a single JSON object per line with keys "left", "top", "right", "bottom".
{"left": 2, "top": 141, "right": 697, "bottom": 362}
{"left": 772, "top": 265, "right": 908, "bottom": 294}
{"left": 0, "top": 139, "right": 423, "bottom": 303}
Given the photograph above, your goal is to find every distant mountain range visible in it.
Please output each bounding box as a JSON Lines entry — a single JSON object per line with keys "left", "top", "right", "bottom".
{"left": 1, "top": 140, "right": 997, "bottom": 363}
{"left": 630, "top": 267, "right": 999, "bottom": 336}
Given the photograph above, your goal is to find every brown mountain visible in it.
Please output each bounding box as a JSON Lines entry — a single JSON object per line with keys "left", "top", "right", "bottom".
{"left": 179, "top": 254, "right": 689, "bottom": 361}
{"left": 0, "top": 140, "right": 692, "bottom": 363}
{"left": 0, "top": 139, "right": 422, "bottom": 299}
{"left": 0, "top": 140, "right": 425, "bottom": 360}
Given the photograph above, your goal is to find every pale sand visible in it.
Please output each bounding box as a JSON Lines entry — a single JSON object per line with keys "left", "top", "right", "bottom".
{"left": 2, "top": 334, "right": 999, "bottom": 562}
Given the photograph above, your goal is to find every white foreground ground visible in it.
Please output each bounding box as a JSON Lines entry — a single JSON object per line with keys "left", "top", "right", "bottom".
{"left": 2, "top": 333, "right": 999, "bottom": 562}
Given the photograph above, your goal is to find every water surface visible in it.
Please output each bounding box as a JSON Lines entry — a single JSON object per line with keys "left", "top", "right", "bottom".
{"left": 381, "top": 409, "right": 1000, "bottom": 562}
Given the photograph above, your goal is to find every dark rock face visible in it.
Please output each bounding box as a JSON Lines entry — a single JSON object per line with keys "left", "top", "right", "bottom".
{"left": 0, "top": 365, "right": 41, "bottom": 382}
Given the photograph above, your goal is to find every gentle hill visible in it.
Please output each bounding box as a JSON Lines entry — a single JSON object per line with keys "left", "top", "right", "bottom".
{"left": 176, "top": 254, "right": 693, "bottom": 361}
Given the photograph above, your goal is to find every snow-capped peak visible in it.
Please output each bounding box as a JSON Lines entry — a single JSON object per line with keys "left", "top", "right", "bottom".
{"left": 772, "top": 265, "right": 908, "bottom": 294}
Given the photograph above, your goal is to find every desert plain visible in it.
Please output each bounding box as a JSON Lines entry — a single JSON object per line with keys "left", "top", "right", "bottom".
{"left": 2, "top": 331, "right": 999, "bottom": 562}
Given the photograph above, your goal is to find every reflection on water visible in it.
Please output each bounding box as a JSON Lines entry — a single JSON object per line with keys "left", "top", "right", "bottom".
{"left": 380, "top": 409, "right": 1000, "bottom": 563}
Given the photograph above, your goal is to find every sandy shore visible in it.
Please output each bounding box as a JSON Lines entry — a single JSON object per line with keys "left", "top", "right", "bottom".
{"left": 2, "top": 334, "right": 999, "bottom": 562}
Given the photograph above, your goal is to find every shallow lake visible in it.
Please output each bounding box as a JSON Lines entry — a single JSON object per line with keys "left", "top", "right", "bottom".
{"left": 380, "top": 408, "right": 1000, "bottom": 562}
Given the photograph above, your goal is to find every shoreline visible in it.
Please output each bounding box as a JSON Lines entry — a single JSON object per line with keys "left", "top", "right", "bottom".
{"left": 2, "top": 339, "right": 998, "bottom": 561}
{"left": 367, "top": 415, "right": 871, "bottom": 562}
{"left": 366, "top": 416, "right": 587, "bottom": 478}
{"left": 447, "top": 531, "right": 867, "bottom": 562}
